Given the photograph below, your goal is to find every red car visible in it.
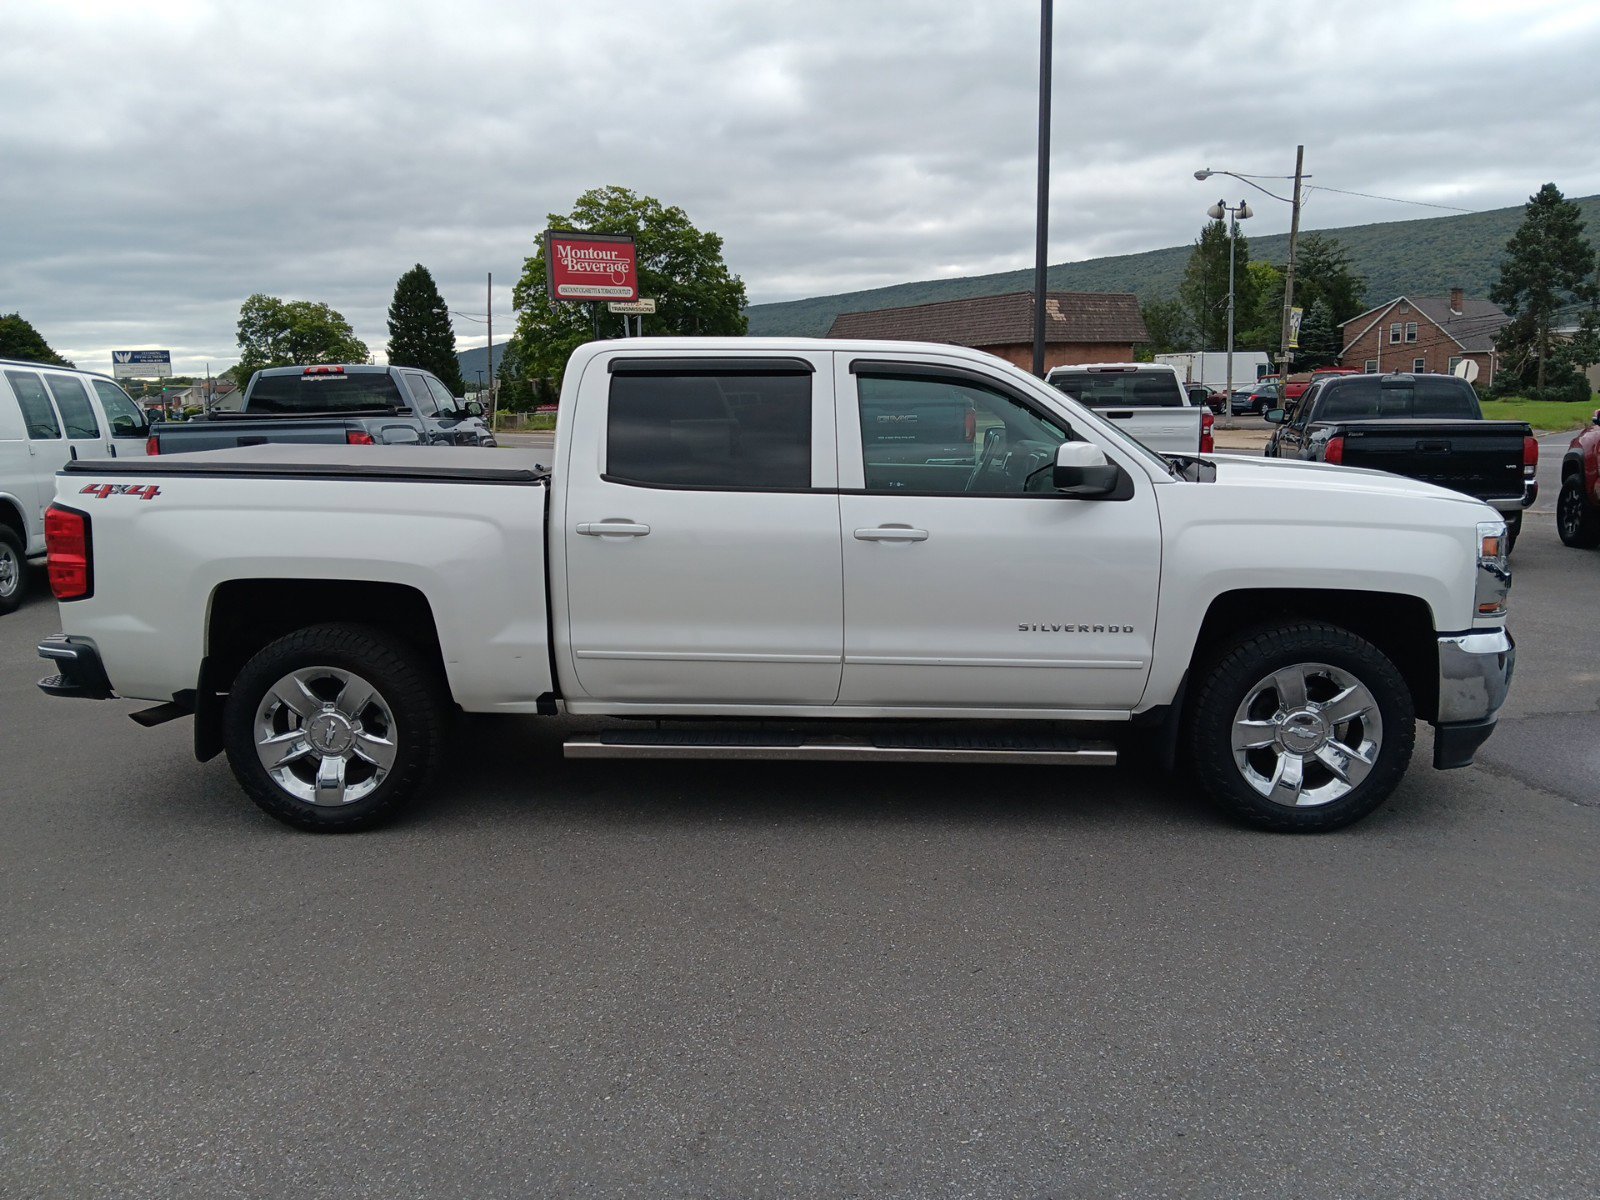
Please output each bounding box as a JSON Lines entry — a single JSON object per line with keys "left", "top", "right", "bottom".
{"left": 1557, "top": 408, "right": 1600, "bottom": 548}
{"left": 1283, "top": 367, "right": 1361, "bottom": 402}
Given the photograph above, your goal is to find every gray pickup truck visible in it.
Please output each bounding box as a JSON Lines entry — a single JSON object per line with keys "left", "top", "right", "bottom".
{"left": 147, "top": 364, "right": 495, "bottom": 454}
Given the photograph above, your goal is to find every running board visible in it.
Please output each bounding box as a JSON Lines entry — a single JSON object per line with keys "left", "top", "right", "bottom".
{"left": 563, "top": 729, "right": 1116, "bottom": 766}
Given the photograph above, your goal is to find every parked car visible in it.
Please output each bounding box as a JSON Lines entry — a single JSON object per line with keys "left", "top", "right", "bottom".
{"left": 1047, "top": 363, "right": 1213, "bottom": 454}
{"left": 38, "top": 337, "right": 1514, "bottom": 835}
{"left": 1184, "top": 382, "right": 1223, "bottom": 413}
{"left": 1557, "top": 407, "right": 1600, "bottom": 549}
{"left": 148, "top": 364, "right": 495, "bottom": 454}
{"left": 1231, "top": 381, "right": 1282, "bottom": 416}
{"left": 1284, "top": 368, "right": 1361, "bottom": 402}
{"left": 1265, "top": 371, "right": 1537, "bottom": 548}
{"left": 1, "top": 358, "right": 152, "bottom": 613}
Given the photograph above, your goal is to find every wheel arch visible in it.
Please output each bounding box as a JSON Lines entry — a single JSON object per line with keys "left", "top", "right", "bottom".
{"left": 1187, "top": 588, "right": 1439, "bottom": 723}
{"left": 0, "top": 494, "right": 28, "bottom": 542}
{"left": 196, "top": 578, "right": 449, "bottom": 762}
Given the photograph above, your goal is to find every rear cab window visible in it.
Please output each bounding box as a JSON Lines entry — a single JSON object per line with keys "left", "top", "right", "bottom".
{"left": 1318, "top": 377, "right": 1481, "bottom": 420}
{"left": 1049, "top": 368, "right": 1184, "bottom": 408}
{"left": 246, "top": 371, "right": 406, "bottom": 414}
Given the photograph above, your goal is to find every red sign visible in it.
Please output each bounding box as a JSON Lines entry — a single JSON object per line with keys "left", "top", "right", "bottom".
{"left": 544, "top": 230, "right": 639, "bottom": 302}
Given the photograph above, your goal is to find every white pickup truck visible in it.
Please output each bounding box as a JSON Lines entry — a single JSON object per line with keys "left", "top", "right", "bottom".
{"left": 37, "top": 338, "right": 1515, "bottom": 834}
{"left": 1045, "top": 362, "right": 1212, "bottom": 455}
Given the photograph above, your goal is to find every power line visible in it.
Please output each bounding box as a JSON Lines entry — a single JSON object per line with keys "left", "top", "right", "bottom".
{"left": 1306, "top": 185, "right": 1476, "bottom": 214}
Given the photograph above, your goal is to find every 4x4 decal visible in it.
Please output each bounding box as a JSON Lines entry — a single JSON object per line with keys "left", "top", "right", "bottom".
{"left": 80, "top": 483, "right": 161, "bottom": 501}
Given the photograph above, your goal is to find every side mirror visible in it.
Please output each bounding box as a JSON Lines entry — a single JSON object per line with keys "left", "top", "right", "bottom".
{"left": 465, "top": 400, "right": 485, "bottom": 418}
{"left": 1265, "top": 408, "right": 1286, "bottom": 424}
{"left": 1053, "top": 442, "right": 1120, "bottom": 498}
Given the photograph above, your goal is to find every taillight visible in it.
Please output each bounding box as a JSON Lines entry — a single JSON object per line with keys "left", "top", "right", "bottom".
{"left": 963, "top": 409, "right": 976, "bottom": 443}
{"left": 1200, "top": 409, "right": 1215, "bottom": 454}
{"left": 1324, "top": 435, "right": 1345, "bottom": 465}
{"left": 346, "top": 430, "right": 375, "bottom": 445}
{"left": 1523, "top": 435, "right": 1538, "bottom": 478}
{"left": 45, "top": 505, "right": 92, "bottom": 601}
{"left": 146, "top": 433, "right": 160, "bottom": 455}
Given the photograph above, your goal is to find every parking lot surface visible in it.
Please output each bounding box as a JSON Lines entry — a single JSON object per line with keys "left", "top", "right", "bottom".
{"left": 2, "top": 437, "right": 1595, "bottom": 1199}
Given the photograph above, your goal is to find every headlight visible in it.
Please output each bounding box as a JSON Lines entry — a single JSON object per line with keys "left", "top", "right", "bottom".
{"left": 1475, "top": 519, "right": 1511, "bottom": 618}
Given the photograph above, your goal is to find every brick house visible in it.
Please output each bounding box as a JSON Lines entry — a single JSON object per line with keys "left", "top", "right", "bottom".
{"left": 826, "top": 291, "right": 1147, "bottom": 370}
{"left": 1339, "top": 289, "right": 1508, "bottom": 385}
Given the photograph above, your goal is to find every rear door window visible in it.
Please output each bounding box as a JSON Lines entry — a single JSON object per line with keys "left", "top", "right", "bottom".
{"left": 1050, "top": 370, "right": 1183, "bottom": 408}
{"left": 43, "top": 375, "right": 101, "bottom": 439}
{"left": 91, "top": 380, "right": 150, "bottom": 438}
{"left": 606, "top": 365, "right": 813, "bottom": 489}
{"left": 5, "top": 370, "right": 62, "bottom": 439}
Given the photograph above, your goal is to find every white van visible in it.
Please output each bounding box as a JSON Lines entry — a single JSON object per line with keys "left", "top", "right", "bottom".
{"left": 1, "top": 358, "right": 152, "bottom": 613}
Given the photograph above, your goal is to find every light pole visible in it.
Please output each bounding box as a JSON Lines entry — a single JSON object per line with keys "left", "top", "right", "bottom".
{"left": 1207, "top": 198, "right": 1252, "bottom": 428}
{"left": 1195, "top": 145, "right": 1306, "bottom": 387}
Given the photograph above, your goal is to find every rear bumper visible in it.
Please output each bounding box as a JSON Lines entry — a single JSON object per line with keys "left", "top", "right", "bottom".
{"left": 1431, "top": 629, "right": 1514, "bottom": 769}
{"left": 37, "top": 634, "right": 115, "bottom": 700}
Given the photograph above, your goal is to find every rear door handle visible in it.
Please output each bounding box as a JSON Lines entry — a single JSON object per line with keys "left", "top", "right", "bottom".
{"left": 854, "top": 525, "right": 929, "bottom": 542}
{"left": 577, "top": 521, "right": 651, "bottom": 537}
{"left": 1103, "top": 410, "right": 1134, "bottom": 420}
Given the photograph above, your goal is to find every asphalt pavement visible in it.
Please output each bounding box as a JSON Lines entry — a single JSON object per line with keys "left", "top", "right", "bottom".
{"left": 1, "top": 441, "right": 1596, "bottom": 1199}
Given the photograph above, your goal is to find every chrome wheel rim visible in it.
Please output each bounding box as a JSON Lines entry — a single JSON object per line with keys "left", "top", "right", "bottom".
{"left": 0, "top": 543, "right": 18, "bottom": 598}
{"left": 1230, "top": 662, "right": 1382, "bottom": 808}
{"left": 253, "top": 666, "right": 398, "bottom": 806}
{"left": 1558, "top": 481, "right": 1584, "bottom": 539}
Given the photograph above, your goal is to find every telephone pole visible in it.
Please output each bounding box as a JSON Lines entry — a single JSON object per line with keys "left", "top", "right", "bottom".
{"left": 485, "top": 271, "right": 495, "bottom": 429}
{"left": 1279, "top": 145, "right": 1305, "bottom": 381}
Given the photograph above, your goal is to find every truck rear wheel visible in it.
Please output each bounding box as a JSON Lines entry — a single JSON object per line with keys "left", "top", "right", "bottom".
{"left": 1188, "top": 622, "right": 1415, "bottom": 832}
{"left": 0, "top": 527, "right": 26, "bottom": 614}
{"left": 222, "top": 623, "right": 447, "bottom": 832}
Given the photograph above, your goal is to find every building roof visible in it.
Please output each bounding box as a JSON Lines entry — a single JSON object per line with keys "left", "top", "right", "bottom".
{"left": 826, "top": 290, "right": 1148, "bottom": 346}
{"left": 1342, "top": 295, "right": 1509, "bottom": 353}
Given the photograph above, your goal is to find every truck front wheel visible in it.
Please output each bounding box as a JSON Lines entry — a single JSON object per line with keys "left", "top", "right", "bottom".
{"left": 1557, "top": 475, "right": 1600, "bottom": 548}
{"left": 223, "top": 623, "right": 447, "bottom": 832}
{"left": 1188, "top": 622, "right": 1415, "bottom": 832}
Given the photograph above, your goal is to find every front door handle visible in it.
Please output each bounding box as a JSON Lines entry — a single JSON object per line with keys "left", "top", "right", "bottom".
{"left": 577, "top": 520, "right": 651, "bottom": 538}
{"left": 854, "top": 525, "right": 929, "bottom": 543}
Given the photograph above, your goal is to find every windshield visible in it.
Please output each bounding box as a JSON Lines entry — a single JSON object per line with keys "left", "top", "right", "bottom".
{"left": 246, "top": 373, "right": 405, "bottom": 414}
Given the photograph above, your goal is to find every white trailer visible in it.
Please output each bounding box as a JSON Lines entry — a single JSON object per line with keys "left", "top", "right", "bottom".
{"left": 1156, "top": 351, "right": 1270, "bottom": 393}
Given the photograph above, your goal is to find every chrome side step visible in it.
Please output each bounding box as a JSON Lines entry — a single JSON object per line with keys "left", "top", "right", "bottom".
{"left": 563, "top": 729, "right": 1116, "bottom": 766}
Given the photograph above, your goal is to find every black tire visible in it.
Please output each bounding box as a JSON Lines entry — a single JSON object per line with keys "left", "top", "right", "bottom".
{"left": 1187, "top": 622, "right": 1416, "bottom": 833}
{"left": 223, "top": 623, "right": 448, "bottom": 832}
{"left": 1504, "top": 510, "right": 1522, "bottom": 555}
{"left": 1557, "top": 474, "right": 1600, "bottom": 548}
{"left": 0, "top": 526, "right": 27, "bottom": 614}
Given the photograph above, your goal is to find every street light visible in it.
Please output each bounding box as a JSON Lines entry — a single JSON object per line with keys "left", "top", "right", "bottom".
{"left": 1207, "top": 198, "right": 1251, "bottom": 428}
{"left": 1195, "top": 145, "right": 1307, "bottom": 388}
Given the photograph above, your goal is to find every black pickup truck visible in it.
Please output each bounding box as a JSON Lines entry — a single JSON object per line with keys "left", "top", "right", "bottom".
{"left": 147, "top": 364, "right": 495, "bottom": 454}
{"left": 1265, "top": 372, "right": 1537, "bottom": 546}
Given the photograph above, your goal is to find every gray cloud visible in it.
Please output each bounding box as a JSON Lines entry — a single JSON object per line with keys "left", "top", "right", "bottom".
{"left": 3, "top": 0, "right": 1597, "bottom": 376}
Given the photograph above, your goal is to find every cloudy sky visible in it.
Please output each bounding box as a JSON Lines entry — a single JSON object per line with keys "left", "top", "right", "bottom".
{"left": 5, "top": 0, "right": 1599, "bottom": 377}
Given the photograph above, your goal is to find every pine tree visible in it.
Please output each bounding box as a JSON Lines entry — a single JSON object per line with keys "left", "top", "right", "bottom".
{"left": 1179, "top": 219, "right": 1255, "bottom": 350}
{"left": 1490, "top": 183, "right": 1599, "bottom": 394}
{"left": 386, "top": 265, "right": 465, "bottom": 394}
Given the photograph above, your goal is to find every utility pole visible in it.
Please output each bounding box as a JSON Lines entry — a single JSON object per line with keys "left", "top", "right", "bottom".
{"left": 1279, "top": 144, "right": 1305, "bottom": 384}
{"left": 485, "top": 271, "right": 495, "bottom": 429}
{"left": 1031, "top": 0, "right": 1053, "bottom": 377}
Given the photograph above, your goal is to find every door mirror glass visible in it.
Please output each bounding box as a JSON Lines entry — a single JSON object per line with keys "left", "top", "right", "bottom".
{"left": 465, "top": 400, "right": 485, "bottom": 418}
{"left": 1265, "top": 408, "right": 1286, "bottom": 424}
{"left": 1052, "top": 441, "right": 1119, "bottom": 497}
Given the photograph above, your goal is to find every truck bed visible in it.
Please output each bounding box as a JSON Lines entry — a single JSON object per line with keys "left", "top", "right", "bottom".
{"left": 1319, "top": 418, "right": 1528, "bottom": 504}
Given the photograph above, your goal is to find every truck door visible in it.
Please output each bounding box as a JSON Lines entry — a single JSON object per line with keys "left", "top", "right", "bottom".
{"left": 558, "top": 353, "right": 843, "bottom": 706}
{"left": 835, "top": 356, "right": 1161, "bottom": 711}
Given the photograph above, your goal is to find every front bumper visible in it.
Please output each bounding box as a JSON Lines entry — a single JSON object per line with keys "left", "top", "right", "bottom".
{"left": 37, "top": 634, "right": 115, "bottom": 700}
{"left": 1432, "top": 629, "right": 1515, "bottom": 769}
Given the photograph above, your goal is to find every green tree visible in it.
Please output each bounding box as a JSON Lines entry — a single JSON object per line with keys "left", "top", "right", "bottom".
{"left": 1490, "top": 182, "right": 1599, "bottom": 393}
{"left": 510, "top": 185, "right": 748, "bottom": 391}
{"left": 1291, "top": 233, "right": 1367, "bottom": 327}
{"left": 386, "top": 264, "right": 464, "bottom": 393}
{"left": 1138, "top": 297, "right": 1190, "bottom": 357}
{"left": 1179, "top": 219, "right": 1255, "bottom": 351}
{"left": 1295, "top": 299, "right": 1340, "bottom": 370}
{"left": 235, "top": 294, "right": 369, "bottom": 377}
{"left": 1237, "top": 262, "right": 1285, "bottom": 351}
{"left": 0, "top": 312, "right": 74, "bottom": 367}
